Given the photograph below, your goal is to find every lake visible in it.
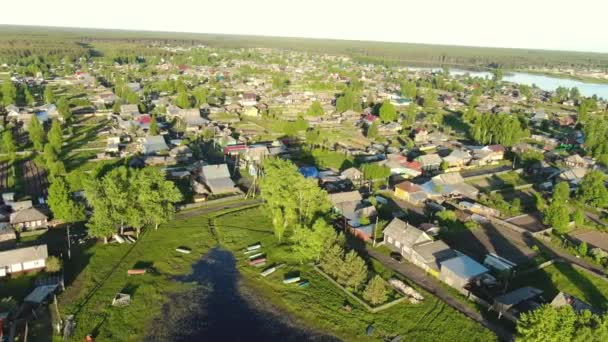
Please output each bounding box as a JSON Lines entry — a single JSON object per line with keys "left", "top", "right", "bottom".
{"left": 145, "top": 247, "right": 339, "bottom": 341}
{"left": 409, "top": 67, "right": 608, "bottom": 99}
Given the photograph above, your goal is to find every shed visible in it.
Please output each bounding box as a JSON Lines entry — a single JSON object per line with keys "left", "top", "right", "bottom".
{"left": 439, "top": 255, "right": 488, "bottom": 291}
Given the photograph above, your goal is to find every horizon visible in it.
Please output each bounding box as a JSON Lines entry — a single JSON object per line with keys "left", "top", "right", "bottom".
{"left": 3, "top": 23, "right": 608, "bottom": 56}
{"left": 2, "top": 0, "right": 608, "bottom": 54}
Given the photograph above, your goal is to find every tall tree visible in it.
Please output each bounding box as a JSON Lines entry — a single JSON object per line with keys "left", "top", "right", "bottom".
{"left": 149, "top": 115, "right": 160, "bottom": 135}
{"left": 175, "top": 91, "right": 191, "bottom": 109}
{"left": 544, "top": 182, "right": 571, "bottom": 233}
{"left": 517, "top": 305, "right": 608, "bottom": 342}
{"left": 576, "top": 170, "right": 608, "bottom": 208}
{"left": 2, "top": 130, "right": 16, "bottom": 163}
{"left": 43, "top": 86, "right": 55, "bottom": 104}
{"left": 57, "top": 98, "right": 72, "bottom": 123}
{"left": 400, "top": 80, "right": 417, "bottom": 99}
{"left": 28, "top": 115, "right": 45, "bottom": 151}
{"left": 135, "top": 168, "right": 183, "bottom": 230}
{"left": 337, "top": 250, "right": 368, "bottom": 290}
{"left": 1, "top": 77, "right": 17, "bottom": 105}
{"left": 291, "top": 219, "right": 336, "bottom": 263}
{"left": 306, "top": 101, "right": 324, "bottom": 116}
{"left": 379, "top": 100, "right": 397, "bottom": 122}
{"left": 47, "top": 119, "right": 63, "bottom": 152}
{"left": 363, "top": 275, "right": 389, "bottom": 305}
{"left": 47, "top": 176, "right": 85, "bottom": 226}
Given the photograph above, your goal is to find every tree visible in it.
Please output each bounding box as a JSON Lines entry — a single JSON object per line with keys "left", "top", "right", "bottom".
{"left": 402, "top": 104, "right": 417, "bottom": 128}
{"left": 44, "top": 86, "right": 55, "bottom": 104}
{"left": 583, "top": 117, "right": 608, "bottom": 164}
{"left": 1, "top": 77, "right": 17, "bottom": 105}
{"left": 576, "top": 171, "right": 608, "bottom": 208}
{"left": 259, "top": 158, "right": 331, "bottom": 242}
{"left": 28, "top": 115, "right": 45, "bottom": 151}
{"left": 305, "top": 128, "right": 321, "bottom": 149}
{"left": 134, "top": 168, "right": 183, "bottom": 230}
{"left": 47, "top": 176, "right": 85, "bottom": 226}
{"left": 379, "top": 100, "right": 397, "bottom": 122}
{"left": 1, "top": 130, "right": 16, "bottom": 163}
{"left": 291, "top": 219, "right": 336, "bottom": 263}
{"left": 337, "top": 250, "right": 368, "bottom": 290}
{"left": 572, "top": 208, "right": 585, "bottom": 226}
{"left": 192, "top": 87, "right": 208, "bottom": 107}
{"left": 423, "top": 89, "right": 438, "bottom": 111}
{"left": 366, "top": 121, "right": 379, "bottom": 139}
{"left": 175, "top": 91, "right": 191, "bottom": 109}
{"left": 45, "top": 256, "right": 62, "bottom": 273}
{"left": 47, "top": 119, "right": 63, "bottom": 152}
{"left": 400, "top": 80, "right": 417, "bottom": 99}
{"left": 149, "top": 115, "right": 160, "bottom": 135}
{"left": 361, "top": 163, "right": 390, "bottom": 182}
{"left": 363, "top": 275, "right": 389, "bottom": 305}
{"left": 319, "top": 243, "right": 344, "bottom": 279}
{"left": 544, "top": 182, "right": 571, "bottom": 234}
{"left": 57, "top": 98, "right": 72, "bottom": 123}
{"left": 517, "top": 305, "right": 608, "bottom": 342}
{"left": 306, "top": 101, "right": 324, "bottom": 117}
{"left": 24, "top": 88, "right": 35, "bottom": 106}
{"left": 578, "top": 241, "right": 588, "bottom": 256}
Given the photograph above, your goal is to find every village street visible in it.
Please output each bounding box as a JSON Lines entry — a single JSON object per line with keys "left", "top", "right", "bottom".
{"left": 366, "top": 247, "right": 514, "bottom": 341}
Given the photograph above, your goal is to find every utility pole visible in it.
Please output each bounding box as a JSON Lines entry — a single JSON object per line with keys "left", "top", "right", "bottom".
{"left": 66, "top": 225, "right": 71, "bottom": 260}
{"left": 373, "top": 216, "right": 379, "bottom": 247}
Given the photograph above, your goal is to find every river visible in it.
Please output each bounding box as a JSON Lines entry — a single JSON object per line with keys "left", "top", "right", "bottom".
{"left": 408, "top": 67, "right": 608, "bottom": 99}
{"left": 145, "top": 247, "right": 339, "bottom": 341}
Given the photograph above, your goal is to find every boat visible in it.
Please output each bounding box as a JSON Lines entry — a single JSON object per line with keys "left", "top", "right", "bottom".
{"left": 261, "top": 267, "right": 276, "bottom": 277}
{"left": 297, "top": 280, "right": 310, "bottom": 287}
{"left": 127, "top": 269, "right": 146, "bottom": 275}
{"left": 248, "top": 253, "right": 263, "bottom": 260}
{"left": 175, "top": 247, "right": 191, "bottom": 254}
{"left": 283, "top": 276, "right": 301, "bottom": 284}
{"left": 249, "top": 258, "right": 266, "bottom": 266}
{"left": 246, "top": 243, "right": 262, "bottom": 251}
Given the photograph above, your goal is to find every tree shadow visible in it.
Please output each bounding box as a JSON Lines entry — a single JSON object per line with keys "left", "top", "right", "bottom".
{"left": 147, "top": 247, "right": 338, "bottom": 341}
{"left": 552, "top": 262, "right": 607, "bottom": 310}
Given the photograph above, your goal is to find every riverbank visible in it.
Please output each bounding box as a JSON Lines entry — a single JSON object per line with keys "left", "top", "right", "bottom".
{"left": 514, "top": 69, "right": 608, "bottom": 85}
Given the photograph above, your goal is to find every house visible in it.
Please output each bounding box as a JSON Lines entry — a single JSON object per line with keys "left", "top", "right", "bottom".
{"left": 199, "top": 164, "right": 237, "bottom": 195}
{"left": 341, "top": 167, "right": 363, "bottom": 183}
{"left": 240, "top": 92, "right": 257, "bottom": 107}
{"left": 442, "top": 149, "right": 471, "bottom": 169}
{"left": 394, "top": 181, "right": 424, "bottom": 202}
{"left": 563, "top": 154, "right": 591, "bottom": 169}
{"left": 551, "top": 292, "right": 597, "bottom": 314}
{"left": 439, "top": 254, "right": 489, "bottom": 293}
{"left": 242, "top": 145, "right": 269, "bottom": 166}
{"left": 181, "top": 109, "right": 209, "bottom": 131}
{"left": 120, "top": 104, "right": 140, "bottom": 118}
{"left": 557, "top": 167, "right": 587, "bottom": 184}
{"left": 330, "top": 191, "right": 376, "bottom": 231}
{"left": 415, "top": 154, "right": 442, "bottom": 173}
{"left": 10, "top": 208, "right": 48, "bottom": 231}
{"left": 412, "top": 128, "right": 429, "bottom": 143}
{"left": 470, "top": 145, "right": 505, "bottom": 166}
{"left": 0, "top": 245, "right": 48, "bottom": 277}
{"left": 140, "top": 136, "right": 169, "bottom": 155}
{"left": 241, "top": 106, "right": 260, "bottom": 118}
{"left": 411, "top": 240, "right": 458, "bottom": 277}
{"left": 420, "top": 173, "right": 479, "bottom": 200}
{"left": 169, "top": 145, "right": 193, "bottom": 162}
{"left": 383, "top": 218, "right": 433, "bottom": 258}
{"left": 531, "top": 110, "right": 548, "bottom": 125}
{"left": 0, "top": 224, "right": 16, "bottom": 248}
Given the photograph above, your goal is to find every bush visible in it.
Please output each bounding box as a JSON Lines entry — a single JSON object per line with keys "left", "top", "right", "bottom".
{"left": 46, "top": 256, "right": 62, "bottom": 273}
{"left": 363, "top": 275, "right": 389, "bottom": 305}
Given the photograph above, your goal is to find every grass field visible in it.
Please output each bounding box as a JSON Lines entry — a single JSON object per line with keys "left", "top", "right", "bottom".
{"left": 214, "top": 209, "right": 496, "bottom": 341}
{"left": 55, "top": 214, "right": 217, "bottom": 341}
{"left": 510, "top": 262, "right": 608, "bottom": 310}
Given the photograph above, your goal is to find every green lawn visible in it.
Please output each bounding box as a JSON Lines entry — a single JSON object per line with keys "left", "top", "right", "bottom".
{"left": 510, "top": 262, "right": 608, "bottom": 310}
{"left": 214, "top": 209, "right": 496, "bottom": 341}
{"left": 55, "top": 214, "right": 217, "bottom": 341}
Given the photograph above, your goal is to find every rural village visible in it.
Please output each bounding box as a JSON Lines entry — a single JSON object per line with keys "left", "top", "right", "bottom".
{"left": 0, "top": 29, "right": 607, "bottom": 341}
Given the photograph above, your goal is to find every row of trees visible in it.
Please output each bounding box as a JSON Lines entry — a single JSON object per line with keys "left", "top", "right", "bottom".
{"left": 84, "top": 166, "right": 183, "bottom": 243}
{"left": 517, "top": 305, "right": 608, "bottom": 342}
{"left": 470, "top": 112, "right": 528, "bottom": 147}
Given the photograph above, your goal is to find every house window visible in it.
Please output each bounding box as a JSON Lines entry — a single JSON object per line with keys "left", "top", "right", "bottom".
{"left": 387, "top": 236, "right": 393, "bottom": 244}
{"left": 395, "top": 241, "right": 401, "bottom": 248}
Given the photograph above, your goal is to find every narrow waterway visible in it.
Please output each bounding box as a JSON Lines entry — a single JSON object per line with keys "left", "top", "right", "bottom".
{"left": 146, "top": 247, "right": 339, "bottom": 341}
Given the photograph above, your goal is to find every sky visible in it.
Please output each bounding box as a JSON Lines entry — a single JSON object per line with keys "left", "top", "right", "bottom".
{"left": 2, "top": 0, "right": 608, "bottom": 53}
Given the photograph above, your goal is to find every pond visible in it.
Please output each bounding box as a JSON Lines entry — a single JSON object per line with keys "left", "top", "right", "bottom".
{"left": 408, "top": 67, "right": 608, "bottom": 99}
{"left": 145, "top": 247, "right": 339, "bottom": 341}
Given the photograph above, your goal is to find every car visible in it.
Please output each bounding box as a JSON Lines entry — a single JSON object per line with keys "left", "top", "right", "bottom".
{"left": 390, "top": 252, "right": 404, "bottom": 263}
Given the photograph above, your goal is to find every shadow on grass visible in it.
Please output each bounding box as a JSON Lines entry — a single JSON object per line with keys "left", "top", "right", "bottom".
{"left": 147, "top": 247, "right": 338, "bottom": 341}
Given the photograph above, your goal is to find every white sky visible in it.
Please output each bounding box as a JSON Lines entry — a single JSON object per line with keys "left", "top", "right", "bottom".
{"left": 2, "top": 0, "right": 608, "bottom": 53}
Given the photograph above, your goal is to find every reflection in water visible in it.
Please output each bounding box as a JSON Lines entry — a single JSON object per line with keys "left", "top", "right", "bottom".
{"left": 146, "top": 248, "right": 339, "bottom": 342}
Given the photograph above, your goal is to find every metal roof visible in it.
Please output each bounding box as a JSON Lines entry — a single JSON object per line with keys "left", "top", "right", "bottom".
{"left": 440, "top": 255, "right": 488, "bottom": 280}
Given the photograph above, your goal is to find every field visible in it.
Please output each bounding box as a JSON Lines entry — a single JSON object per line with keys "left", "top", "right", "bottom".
{"left": 510, "top": 262, "right": 608, "bottom": 310}
{"left": 214, "top": 209, "right": 496, "bottom": 341}
{"left": 466, "top": 171, "right": 531, "bottom": 192}
{"left": 52, "top": 213, "right": 218, "bottom": 341}
{"left": 21, "top": 159, "right": 49, "bottom": 199}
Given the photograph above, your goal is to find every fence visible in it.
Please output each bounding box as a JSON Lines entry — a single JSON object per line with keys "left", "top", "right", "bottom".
{"left": 178, "top": 194, "right": 246, "bottom": 211}
{"left": 313, "top": 265, "right": 405, "bottom": 313}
